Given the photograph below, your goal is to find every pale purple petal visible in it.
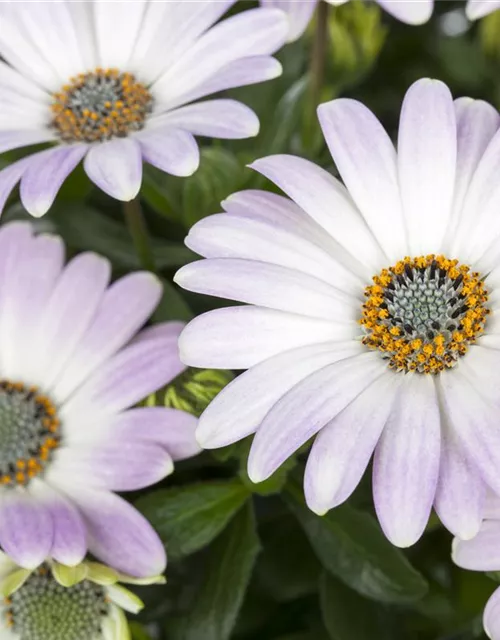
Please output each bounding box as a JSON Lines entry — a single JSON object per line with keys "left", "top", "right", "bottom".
{"left": 35, "top": 252, "right": 111, "bottom": 390}
{"left": 373, "top": 374, "right": 440, "bottom": 548}
{"left": 63, "top": 487, "right": 166, "bottom": 577}
{"left": 153, "top": 8, "right": 288, "bottom": 105}
{"left": 175, "top": 259, "right": 357, "bottom": 322}
{"left": 261, "top": 0, "right": 317, "bottom": 42}
{"left": 0, "top": 156, "right": 32, "bottom": 215}
{"left": 30, "top": 480, "right": 86, "bottom": 567}
{"left": 62, "top": 323, "right": 185, "bottom": 418}
{"left": 305, "top": 372, "right": 400, "bottom": 515}
{"left": 49, "top": 443, "right": 174, "bottom": 492}
{"left": 446, "top": 98, "right": 500, "bottom": 256}
{"left": 136, "top": 127, "right": 199, "bottom": 177}
{"left": 149, "top": 100, "right": 259, "bottom": 140}
{"left": 434, "top": 421, "right": 485, "bottom": 540}
{"left": 249, "top": 155, "right": 383, "bottom": 276}
{"left": 452, "top": 521, "right": 500, "bottom": 570}
{"left": 84, "top": 138, "right": 142, "bottom": 201}
{"left": 248, "top": 351, "right": 386, "bottom": 483}
{"left": 398, "top": 79, "right": 456, "bottom": 255}
{"left": 484, "top": 587, "right": 500, "bottom": 640}
{"left": 0, "top": 129, "right": 54, "bottom": 154}
{"left": 318, "top": 98, "right": 407, "bottom": 262}
{"left": 53, "top": 272, "right": 162, "bottom": 403}
{"left": 20, "top": 145, "right": 87, "bottom": 217}
{"left": 375, "top": 0, "right": 433, "bottom": 24}
{"left": 466, "top": 0, "right": 500, "bottom": 19}
{"left": 0, "top": 490, "right": 53, "bottom": 569}
{"left": 196, "top": 341, "right": 363, "bottom": 449}
{"left": 185, "top": 211, "right": 362, "bottom": 293}
{"left": 179, "top": 306, "right": 356, "bottom": 369}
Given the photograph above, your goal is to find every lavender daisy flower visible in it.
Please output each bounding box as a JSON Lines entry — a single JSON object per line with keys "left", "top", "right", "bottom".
{"left": 0, "top": 221, "right": 199, "bottom": 577}
{"left": 261, "top": 0, "right": 433, "bottom": 41}
{"left": 176, "top": 78, "right": 500, "bottom": 548}
{"left": 0, "top": 553, "right": 164, "bottom": 640}
{"left": 0, "top": 1, "right": 287, "bottom": 216}
{"left": 453, "top": 497, "right": 500, "bottom": 639}
{"left": 466, "top": 0, "right": 500, "bottom": 19}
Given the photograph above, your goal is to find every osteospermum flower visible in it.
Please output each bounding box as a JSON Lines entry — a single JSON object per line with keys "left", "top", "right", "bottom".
{"left": 261, "top": 0, "right": 433, "bottom": 42}
{"left": 453, "top": 497, "right": 500, "bottom": 639}
{"left": 177, "top": 78, "right": 500, "bottom": 547}
{"left": 466, "top": 0, "right": 500, "bottom": 19}
{"left": 0, "top": 1, "right": 287, "bottom": 216}
{"left": 0, "top": 553, "right": 163, "bottom": 640}
{"left": 0, "top": 221, "right": 199, "bottom": 577}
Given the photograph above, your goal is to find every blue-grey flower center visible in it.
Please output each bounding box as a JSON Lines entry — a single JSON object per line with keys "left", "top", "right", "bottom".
{"left": 5, "top": 567, "right": 108, "bottom": 640}
{"left": 50, "top": 68, "right": 154, "bottom": 143}
{"left": 0, "top": 381, "right": 61, "bottom": 487}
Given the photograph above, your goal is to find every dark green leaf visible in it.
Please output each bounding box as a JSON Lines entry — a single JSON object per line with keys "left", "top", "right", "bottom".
{"left": 285, "top": 480, "right": 428, "bottom": 604}
{"left": 135, "top": 480, "right": 250, "bottom": 559}
{"left": 320, "top": 571, "right": 396, "bottom": 640}
{"left": 129, "top": 622, "right": 153, "bottom": 640}
{"left": 171, "top": 502, "right": 261, "bottom": 640}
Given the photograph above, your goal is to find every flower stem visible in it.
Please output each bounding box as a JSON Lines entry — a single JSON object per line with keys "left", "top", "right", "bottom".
{"left": 122, "top": 197, "right": 156, "bottom": 272}
{"left": 305, "top": 1, "right": 329, "bottom": 145}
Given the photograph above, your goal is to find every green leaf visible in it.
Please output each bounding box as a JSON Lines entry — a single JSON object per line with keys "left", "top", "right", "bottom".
{"left": 50, "top": 203, "right": 194, "bottom": 269}
{"left": 170, "top": 502, "right": 261, "bottom": 640}
{"left": 320, "top": 571, "right": 396, "bottom": 639}
{"left": 285, "top": 480, "right": 428, "bottom": 604}
{"left": 141, "top": 165, "right": 182, "bottom": 222}
{"left": 135, "top": 480, "right": 250, "bottom": 560}
{"left": 152, "top": 277, "right": 193, "bottom": 322}
{"left": 129, "top": 622, "right": 153, "bottom": 640}
{"left": 182, "top": 148, "right": 244, "bottom": 228}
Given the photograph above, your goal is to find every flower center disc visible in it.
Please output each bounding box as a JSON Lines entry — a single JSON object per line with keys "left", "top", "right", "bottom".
{"left": 0, "top": 381, "right": 60, "bottom": 486}
{"left": 360, "top": 255, "right": 490, "bottom": 374}
{"left": 5, "top": 567, "right": 108, "bottom": 640}
{"left": 50, "top": 67, "right": 153, "bottom": 143}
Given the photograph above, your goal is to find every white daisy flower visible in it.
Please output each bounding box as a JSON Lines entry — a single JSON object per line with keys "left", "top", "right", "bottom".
{"left": 0, "top": 0, "right": 287, "bottom": 216}
{"left": 0, "top": 553, "right": 163, "bottom": 640}
{"left": 176, "top": 78, "right": 500, "bottom": 548}
{"left": 0, "top": 221, "right": 200, "bottom": 577}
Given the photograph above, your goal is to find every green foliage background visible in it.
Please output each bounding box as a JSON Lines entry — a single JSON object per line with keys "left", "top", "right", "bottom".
{"left": 4, "top": 1, "right": 500, "bottom": 638}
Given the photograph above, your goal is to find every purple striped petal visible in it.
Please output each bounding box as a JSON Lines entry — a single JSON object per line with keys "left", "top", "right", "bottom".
{"left": 0, "top": 490, "right": 53, "bottom": 569}
{"left": 20, "top": 144, "right": 86, "bottom": 217}
{"left": 137, "top": 127, "right": 199, "bottom": 177}
{"left": 84, "top": 138, "right": 142, "bottom": 201}
{"left": 64, "top": 487, "right": 166, "bottom": 578}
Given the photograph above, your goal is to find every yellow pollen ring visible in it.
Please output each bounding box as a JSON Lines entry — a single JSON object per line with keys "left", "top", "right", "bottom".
{"left": 360, "top": 255, "right": 490, "bottom": 374}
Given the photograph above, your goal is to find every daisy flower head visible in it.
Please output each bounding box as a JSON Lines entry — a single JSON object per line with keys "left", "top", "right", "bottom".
{"left": 453, "top": 496, "right": 500, "bottom": 639}
{"left": 466, "top": 0, "right": 500, "bottom": 20}
{"left": 0, "top": 552, "right": 164, "bottom": 640}
{"left": 0, "top": 221, "right": 200, "bottom": 577}
{"left": 261, "top": 0, "right": 433, "bottom": 42}
{"left": 0, "top": 1, "right": 288, "bottom": 216}
{"left": 177, "top": 78, "right": 500, "bottom": 548}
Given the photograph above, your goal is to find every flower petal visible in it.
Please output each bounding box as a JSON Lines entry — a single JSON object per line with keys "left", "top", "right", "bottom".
{"left": 150, "top": 100, "right": 259, "bottom": 140}
{"left": 305, "top": 372, "right": 400, "bottom": 515}
{"left": 0, "top": 129, "right": 55, "bottom": 154}
{"left": 179, "top": 306, "right": 355, "bottom": 369}
{"left": 398, "top": 78, "right": 456, "bottom": 255}
{"left": 93, "top": 0, "right": 147, "bottom": 69}
{"left": 136, "top": 127, "right": 199, "bottom": 177}
{"left": 376, "top": 0, "right": 433, "bottom": 24}
{"left": 63, "top": 487, "right": 166, "bottom": 578}
{"left": 84, "top": 138, "right": 142, "bottom": 201}
{"left": 466, "top": 0, "right": 500, "bottom": 20}
{"left": 0, "top": 157, "right": 32, "bottom": 215}
{"left": 248, "top": 351, "right": 385, "bottom": 483}
{"left": 53, "top": 272, "right": 162, "bottom": 403}
{"left": 452, "top": 521, "right": 500, "bottom": 570}
{"left": 261, "top": 0, "right": 317, "bottom": 42}
{"left": 484, "top": 587, "right": 500, "bottom": 640}
{"left": 0, "top": 490, "right": 53, "bottom": 570}
{"left": 196, "top": 341, "right": 364, "bottom": 449}
{"left": 318, "top": 98, "right": 407, "bottom": 262}
{"left": 20, "top": 145, "right": 87, "bottom": 218}
{"left": 373, "top": 374, "right": 440, "bottom": 548}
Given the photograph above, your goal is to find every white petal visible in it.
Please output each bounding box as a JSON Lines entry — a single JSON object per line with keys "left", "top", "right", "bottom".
{"left": 136, "top": 127, "right": 199, "bottom": 177}
{"left": 484, "top": 587, "right": 500, "bottom": 640}
{"left": 398, "top": 79, "right": 457, "bottom": 255}
{"left": 261, "top": 0, "right": 317, "bottom": 42}
{"left": 179, "top": 306, "right": 356, "bottom": 369}
{"left": 93, "top": 0, "right": 147, "bottom": 69}
{"left": 452, "top": 521, "right": 500, "bottom": 570}
{"left": 466, "top": 0, "right": 500, "bottom": 20}
{"left": 376, "top": 0, "right": 433, "bottom": 24}
{"left": 373, "top": 374, "right": 440, "bottom": 547}
{"left": 84, "top": 139, "right": 142, "bottom": 202}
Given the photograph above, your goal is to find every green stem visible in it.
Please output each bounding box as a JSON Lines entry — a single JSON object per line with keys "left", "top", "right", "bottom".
{"left": 123, "top": 197, "right": 156, "bottom": 272}
{"left": 304, "top": 1, "right": 329, "bottom": 149}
